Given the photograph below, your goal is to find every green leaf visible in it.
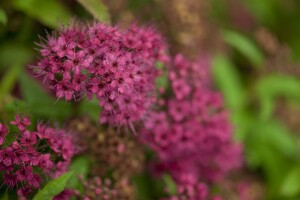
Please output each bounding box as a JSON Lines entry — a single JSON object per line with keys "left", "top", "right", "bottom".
{"left": 0, "top": 192, "right": 9, "bottom": 200}
{"left": 222, "top": 30, "right": 264, "bottom": 66}
{"left": 255, "top": 74, "right": 300, "bottom": 119}
{"left": 76, "top": 0, "right": 110, "bottom": 23}
{"left": 133, "top": 174, "right": 164, "bottom": 200}
{"left": 212, "top": 55, "right": 246, "bottom": 110}
{"left": 19, "top": 73, "right": 73, "bottom": 120}
{"left": 13, "top": 0, "right": 72, "bottom": 28}
{"left": 258, "top": 145, "right": 288, "bottom": 196}
{"left": 156, "top": 75, "right": 168, "bottom": 90}
{"left": 230, "top": 110, "right": 252, "bottom": 140}
{"left": 281, "top": 166, "right": 300, "bottom": 197}
{"left": 129, "top": 0, "right": 154, "bottom": 10}
{"left": 68, "top": 156, "right": 90, "bottom": 191}
{"left": 0, "top": 8, "right": 7, "bottom": 25}
{"left": 255, "top": 121, "right": 296, "bottom": 157}
{"left": 0, "top": 43, "right": 34, "bottom": 70}
{"left": 155, "top": 62, "right": 168, "bottom": 90}
{"left": 163, "top": 174, "right": 177, "bottom": 196}
{"left": 19, "top": 73, "right": 53, "bottom": 103}
{"left": 0, "top": 64, "right": 22, "bottom": 100}
{"left": 244, "top": 0, "right": 278, "bottom": 25}
{"left": 155, "top": 61, "right": 164, "bottom": 70}
{"left": 256, "top": 74, "right": 300, "bottom": 100}
{"left": 78, "top": 98, "right": 101, "bottom": 122}
{"left": 28, "top": 101, "right": 73, "bottom": 121}
{"left": 33, "top": 172, "right": 73, "bottom": 200}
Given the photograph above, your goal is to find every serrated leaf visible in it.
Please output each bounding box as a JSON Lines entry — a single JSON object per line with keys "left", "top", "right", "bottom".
{"left": 68, "top": 156, "right": 90, "bottom": 191}
{"left": 13, "top": 0, "right": 72, "bottom": 28}
{"left": 281, "top": 166, "right": 300, "bottom": 197}
{"left": 76, "top": 0, "right": 110, "bottom": 23}
{"left": 222, "top": 30, "right": 263, "bottom": 66}
{"left": 0, "top": 8, "right": 7, "bottom": 25}
{"left": 163, "top": 174, "right": 177, "bottom": 195}
{"left": 33, "top": 172, "right": 73, "bottom": 200}
{"left": 212, "top": 55, "right": 246, "bottom": 110}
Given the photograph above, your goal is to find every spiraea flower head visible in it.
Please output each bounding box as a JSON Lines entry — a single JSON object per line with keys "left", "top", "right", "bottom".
{"left": 141, "top": 54, "right": 242, "bottom": 188}
{"left": 35, "top": 22, "right": 169, "bottom": 127}
{"left": 0, "top": 115, "right": 78, "bottom": 198}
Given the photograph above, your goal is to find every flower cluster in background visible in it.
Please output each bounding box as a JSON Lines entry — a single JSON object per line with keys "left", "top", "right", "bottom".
{"left": 66, "top": 117, "right": 144, "bottom": 199}
{"left": 0, "top": 115, "right": 78, "bottom": 199}
{"left": 66, "top": 117, "right": 144, "bottom": 178}
{"left": 35, "top": 22, "right": 168, "bottom": 127}
{"left": 141, "top": 54, "right": 242, "bottom": 199}
{"left": 78, "top": 176, "right": 135, "bottom": 200}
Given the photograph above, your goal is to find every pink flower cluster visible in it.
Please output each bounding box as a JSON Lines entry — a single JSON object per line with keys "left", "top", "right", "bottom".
{"left": 35, "top": 22, "right": 168, "bottom": 126}
{"left": 141, "top": 55, "right": 242, "bottom": 198}
{"left": 0, "top": 115, "right": 78, "bottom": 199}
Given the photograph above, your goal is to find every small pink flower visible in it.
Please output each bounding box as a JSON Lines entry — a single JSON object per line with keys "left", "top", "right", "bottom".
{"left": 36, "top": 154, "right": 53, "bottom": 169}
{"left": 17, "top": 186, "right": 32, "bottom": 198}
{"left": 56, "top": 81, "right": 74, "bottom": 100}
{"left": 61, "top": 138, "right": 75, "bottom": 161}
{"left": 16, "top": 166, "right": 33, "bottom": 181}
{"left": 52, "top": 36, "right": 75, "bottom": 58}
{"left": 1, "top": 147, "right": 15, "bottom": 166}
{"left": 172, "top": 79, "right": 191, "bottom": 100}
{"left": 20, "top": 130, "right": 37, "bottom": 146}
{"left": 3, "top": 173, "right": 18, "bottom": 188}
{"left": 10, "top": 114, "right": 31, "bottom": 131}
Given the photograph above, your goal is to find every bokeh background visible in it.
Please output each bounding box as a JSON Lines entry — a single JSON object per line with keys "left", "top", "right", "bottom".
{"left": 1, "top": 0, "right": 300, "bottom": 199}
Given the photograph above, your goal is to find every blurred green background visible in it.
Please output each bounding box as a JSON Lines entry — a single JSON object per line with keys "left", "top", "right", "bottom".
{"left": 2, "top": 0, "right": 300, "bottom": 199}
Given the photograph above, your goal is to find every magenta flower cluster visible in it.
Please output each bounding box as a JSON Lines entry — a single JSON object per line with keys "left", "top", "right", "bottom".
{"left": 141, "top": 55, "right": 242, "bottom": 198}
{"left": 36, "top": 23, "right": 168, "bottom": 126}
{"left": 0, "top": 115, "right": 77, "bottom": 199}
{"left": 30, "top": 19, "right": 243, "bottom": 199}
